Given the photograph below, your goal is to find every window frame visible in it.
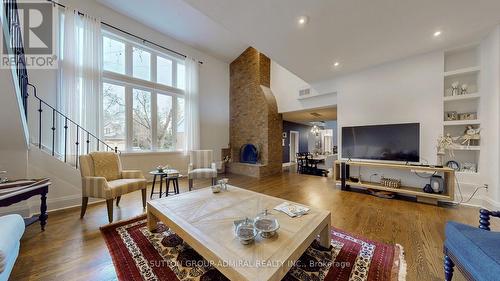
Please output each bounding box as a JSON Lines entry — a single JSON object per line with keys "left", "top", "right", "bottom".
{"left": 102, "top": 30, "right": 186, "bottom": 152}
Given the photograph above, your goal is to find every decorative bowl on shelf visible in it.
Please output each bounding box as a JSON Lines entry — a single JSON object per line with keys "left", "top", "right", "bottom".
{"left": 235, "top": 218, "right": 257, "bottom": 245}
{"left": 254, "top": 209, "right": 280, "bottom": 238}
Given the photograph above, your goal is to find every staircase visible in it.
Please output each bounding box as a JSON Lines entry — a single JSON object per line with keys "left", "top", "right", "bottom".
{"left": 2, "top": 0, "right": 118, "bottom": 170}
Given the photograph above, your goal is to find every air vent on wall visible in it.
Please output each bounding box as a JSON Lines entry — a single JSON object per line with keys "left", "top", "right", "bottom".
{"left": 299, "top": 88, "right": 311, "bottom": 97}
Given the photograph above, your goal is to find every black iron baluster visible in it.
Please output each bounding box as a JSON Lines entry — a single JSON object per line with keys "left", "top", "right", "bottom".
{"left": 76, "top": 126, "right": 80, "bottom": 168}
{"left": 64, "top": 118, "right": 68, "bottom": 163}
{"left": 38, "top": 100, "right": 42, "bottom": 149}
{"left": 86, "top": 132, "right": 90, "bottom": 154}
{"left": 97, "top": 140, "right": 99, "bottom": 151}
{"left": 51, "top": 109, "right": 55, "bottom": 156}
{"left": 114, "top": 146, "right": 118, "bottom": 153}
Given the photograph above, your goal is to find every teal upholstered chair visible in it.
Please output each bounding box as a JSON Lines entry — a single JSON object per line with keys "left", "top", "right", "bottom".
{"left": 443, "top": 209, "right": 500, "bottom": 281}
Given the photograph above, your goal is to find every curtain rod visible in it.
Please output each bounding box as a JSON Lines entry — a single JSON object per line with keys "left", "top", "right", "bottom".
{"left": 47, "top": 0, "right": 203, "bottom": 64}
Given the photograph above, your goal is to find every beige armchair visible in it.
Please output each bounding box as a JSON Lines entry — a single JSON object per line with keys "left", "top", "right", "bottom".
{"left": 188, "top": 150, "right": 217, "bottom": 191}
{"left": 79, "top": 152, "right": 147, "bottom": 223}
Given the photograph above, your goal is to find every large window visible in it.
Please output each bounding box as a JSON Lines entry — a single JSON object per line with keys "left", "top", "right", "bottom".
{"left": 102, "top": 32, "right": 186, "bottom": 151}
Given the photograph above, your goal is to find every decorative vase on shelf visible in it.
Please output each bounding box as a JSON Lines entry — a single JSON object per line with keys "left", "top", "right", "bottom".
{"left": 451, "top": 82, "right": 459, "bottom": 96}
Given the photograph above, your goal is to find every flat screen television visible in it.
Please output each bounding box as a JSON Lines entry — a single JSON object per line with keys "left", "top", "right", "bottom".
{"left": 341, "top": 123, "right": 420, "bottom": 163}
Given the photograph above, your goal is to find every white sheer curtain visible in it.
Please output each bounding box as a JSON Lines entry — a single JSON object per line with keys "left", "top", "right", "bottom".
{"left": 57, "top": 8, "right": 102, "bottom": 158}
{"left": 184, "top": 57, "right": 200, "bottom": 153}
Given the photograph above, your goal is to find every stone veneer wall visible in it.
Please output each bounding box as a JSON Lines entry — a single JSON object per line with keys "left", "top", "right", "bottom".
{"left": 229, "top": 47, "right": 282, "bottom": 177}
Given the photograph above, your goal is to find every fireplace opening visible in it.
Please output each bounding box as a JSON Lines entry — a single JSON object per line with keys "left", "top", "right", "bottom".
{"left": 240, "top": 144, "right": 258, "bottom": 164}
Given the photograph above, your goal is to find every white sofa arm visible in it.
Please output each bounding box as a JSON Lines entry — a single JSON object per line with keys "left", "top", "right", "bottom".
{"left": 0, "top": 214, "right": 25, "bottom": 275}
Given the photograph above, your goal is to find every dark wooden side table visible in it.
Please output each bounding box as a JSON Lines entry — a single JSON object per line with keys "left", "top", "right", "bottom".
{"left": 149, "top": 170, "right": 181, "bottom": 198}
{"left": 0, "top": 179, "right": 51, "bottom": 231}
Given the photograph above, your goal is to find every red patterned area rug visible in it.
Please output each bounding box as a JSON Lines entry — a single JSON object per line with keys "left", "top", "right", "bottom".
{"left": 100, "top": 215, "right": 406, "bottom": 281}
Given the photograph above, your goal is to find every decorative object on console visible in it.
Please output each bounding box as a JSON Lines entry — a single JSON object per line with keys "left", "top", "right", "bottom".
{"left": 430, "top": 175, "right": 444, "bottom": 193}
{"left": 446, "top": 160, "right": 460, "bottom": 171}
{"left": 349, "top": 176, "right": 360, "bottom": 183}
{"left": 451, "top": 81, "right": 460, "bottom": 96}
{"left": 380, "top": 177, "right": 401, "bottom": 189}
{"left": 461, "top": 162, "right": 477, "bottom": 173}
{"left": 423, "top": 184, "right": 434, "bottom": 193}
{"left": 461, "top": 126, "right": 481, "bottom": 146}
{"left": 460, "top": 83, "right": 468, "bottom": 95}
{"left": 445, "top": 111, "right": 458, "bottom": 121}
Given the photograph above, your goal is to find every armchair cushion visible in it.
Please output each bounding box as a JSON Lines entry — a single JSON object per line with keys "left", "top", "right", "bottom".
{"left": 188, "top": 168, "right": 217, "bottom": 180}
{"left": 445, "top": 221, "right": 500, "bottom": 280}
{"left": 107, "top": 179, "right": 146, "bottom": 198}
{"left": 89, "top": 152, "right": 121, "bottom": 181}
{"left": 122, "top": 170, "right": 145, "bottom": 179}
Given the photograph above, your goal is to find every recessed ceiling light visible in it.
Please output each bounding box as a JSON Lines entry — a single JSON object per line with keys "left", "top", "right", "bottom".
{"left": 333, "top": 62, "right": 340, "bottom": 67}
{"left": 433, "top": 31, "right": 442, "bottom": 37}
{"left": 297, "top": 16, "right": 308, "bottom": 25}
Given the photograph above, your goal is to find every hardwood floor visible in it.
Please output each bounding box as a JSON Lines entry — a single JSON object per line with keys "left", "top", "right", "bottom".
{"left": 10, "top": 172, "right": 496, "bottom": 281}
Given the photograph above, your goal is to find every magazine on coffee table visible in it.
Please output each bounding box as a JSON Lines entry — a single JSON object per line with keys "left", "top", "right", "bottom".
{"left": 274, "top": 202, "right": 310, "bottom": 217}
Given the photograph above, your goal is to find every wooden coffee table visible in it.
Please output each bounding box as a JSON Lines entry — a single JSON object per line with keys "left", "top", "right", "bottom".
{"left": 147, "top": 185, "right": 331, "bottom": 281}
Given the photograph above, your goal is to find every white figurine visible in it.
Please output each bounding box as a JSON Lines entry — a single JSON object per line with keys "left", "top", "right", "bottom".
{"left": 461, "top": 126, "right": 481, "bottom": 147}
{"left": 437, "top": 134, "right": 459, "bottom": 157}
{"left": 451, "top": 82, "right": 459, "bottom": 96}
{"left": 460, "top": 84, "right": 468, "bottom": 95}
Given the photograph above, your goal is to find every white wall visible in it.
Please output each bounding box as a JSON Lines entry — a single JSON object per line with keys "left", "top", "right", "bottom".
{"left": 313, "top": 51, "right": 444, "bottom": 165}
{"left": 480, "top": 26, "right": 500, "bottom": 207}
{"left": 271, "top": 61, "right": 337, "bottom": 113}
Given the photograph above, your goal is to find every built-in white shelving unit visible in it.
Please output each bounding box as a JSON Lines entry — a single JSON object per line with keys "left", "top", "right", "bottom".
{"left": 442, "top": 45, "right": 481, "bottom": 174}
{"left": 443, "top": 66, "right": 480, "bottom": 77}
{"left": 443, "top": 120, "right": 481, "bottom": 126}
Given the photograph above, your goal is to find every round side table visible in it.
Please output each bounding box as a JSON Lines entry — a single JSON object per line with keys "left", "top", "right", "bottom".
{"left": 149, "top": 170, "right": 181, "bottom": 198}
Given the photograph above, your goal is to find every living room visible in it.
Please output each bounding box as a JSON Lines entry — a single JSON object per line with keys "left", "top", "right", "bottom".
{"left": 0, "top": 0, "right": 499, "bottom": 280}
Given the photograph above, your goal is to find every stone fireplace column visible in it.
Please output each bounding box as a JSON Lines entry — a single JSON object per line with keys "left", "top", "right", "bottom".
{"left": 228, "top": 47, "right": 283, "bottom": 177}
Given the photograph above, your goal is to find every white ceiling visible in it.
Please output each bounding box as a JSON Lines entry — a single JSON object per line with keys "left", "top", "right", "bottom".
{"left": 97, "top": 0, "right": 247, "bottom": 62}
{"left": 100, "top": 0, "right": 500, "bottom": 83}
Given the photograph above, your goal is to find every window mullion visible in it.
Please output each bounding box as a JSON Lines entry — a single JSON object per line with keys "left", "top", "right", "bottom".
{"left": 172, "top": 97, "right": 178, "bottom": 150}
{"left": 172, "top": 61, "right": 178, "bottom": 88}
{"left": 125, "top": 44, "right": 133, "bottom": 76}
{"left": 151, "top": 92, "right": 158, "bottom": 150}
{"left": 151, "top": 54, "right": 157, "bottom": 83}
{"left": 125, "top": 86, "right": 133, "bottom": 151}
